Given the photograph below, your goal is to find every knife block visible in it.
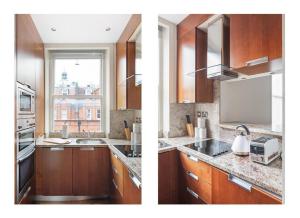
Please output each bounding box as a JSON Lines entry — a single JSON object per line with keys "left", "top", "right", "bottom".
{"left": 124, "top": 128, "right": 131, "bottom": 140}
{"left": 186, "top": 123, "right": 194, "bottom": 137}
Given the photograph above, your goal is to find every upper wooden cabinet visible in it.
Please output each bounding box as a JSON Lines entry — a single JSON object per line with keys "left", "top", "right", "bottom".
{"left": 116, "top": 15, "right": 141, "bottom": 110}
{"left": 229, "top": 14, "right": 282, "bottom": 69}
{"left": 177, "top": 15, "right": 213, "bottom": 104}
{"left": 16, "top": 14, "right": 44, "bottom": 90}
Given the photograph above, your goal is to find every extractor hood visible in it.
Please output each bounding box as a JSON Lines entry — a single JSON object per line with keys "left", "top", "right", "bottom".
{"left": 205, "top": 15, "right": 238, "bottom": 80}
{"left": 197, "top": 14, "right": 283, "bottom": 80}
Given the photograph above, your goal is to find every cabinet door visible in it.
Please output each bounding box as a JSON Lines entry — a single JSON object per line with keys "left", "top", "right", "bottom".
{"left": 212, "top": 167, "right": 281, "bottom": 204}
{"left": 177, "top": 29, "right": 196, "bottom": 103}
{"left": 73, "top": 147, "right": 110, "bottom": 196}
{"left": 195, "top": 29, "right": 213, "bottom": 103}
{"left": 127, "top": 42, "right": 141, "bottom": 109}
{"left": 230, "top": 14, "right": 282, "bottom": 70}
{"left": 35, "top": 147, "right": 73, "bottom": 195}
{"left": 123, "top": 167, "right": 141, "bottom": 204}
{"left": 158, "top": 150, "right": 179, "bottom": 204}
{"left": 116, "top": 42, "right": 127, "bottom": 110}
{"left": 16, "top": 14, "right": 39, "bottom": 90}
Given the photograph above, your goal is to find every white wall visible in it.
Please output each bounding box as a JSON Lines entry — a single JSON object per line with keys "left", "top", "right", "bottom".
{"left": 220, "top": 76, "right": 272, "bottom": 124}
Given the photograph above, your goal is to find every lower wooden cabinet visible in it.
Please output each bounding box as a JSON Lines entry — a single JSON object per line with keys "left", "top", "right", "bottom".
{"left": 110, "top": 151, "right": 141, "bottom": 204}
{"left": 73, "top": 147, "right": 110, "bottom": 196}
{"left": 158, "top": 150, "right": 179, "bottom": 204}
{"left": 35, "top": 147, "right": 73, "bottom": 195}
{"left": 212, "top": 167, "right": 281, "bottom": 204}
{"left": 179, "top": 152, "right": 212, "bottom": 204}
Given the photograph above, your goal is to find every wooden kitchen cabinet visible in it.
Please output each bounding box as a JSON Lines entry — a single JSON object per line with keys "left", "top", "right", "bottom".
{"left": 229, "top": 14, "right": 282, "bottom": 70}
{"left": 116, "top": 14, "right": 141, "bottom": 110}
{"left": 177, "top": 26, "right": 213, "bottom": 103}
{"left": 212, "top": 167, "right": 281, "bottom": 204}
{"left": 123, "top": 166, "right": 141, "bottom": 204}
{"left": 73, "top": 147, "right": 110, "bottom": 196}
{"left": 35, "top": 147, "right": 73, "bottom": 195}
{"left": 16, "top": 14, "right": 44, "bottom": 90}
{"left": 179, "top": 152, "right": 212, "bottom": 204}
{"left": 158, "top": 150, "right": 179, "bottom": 204}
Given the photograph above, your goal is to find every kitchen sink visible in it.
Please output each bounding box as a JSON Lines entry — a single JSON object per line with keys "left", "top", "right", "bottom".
{"left": 76, "top": 138, "right": 107, "bottom": 145}
{"left": 158, "top": 141, "right": 172, "bottom": 149}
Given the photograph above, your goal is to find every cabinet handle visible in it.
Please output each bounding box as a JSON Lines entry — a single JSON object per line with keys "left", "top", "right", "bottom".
{"left": 186, "top": 171, "right": 198, "bottom": 181}
{"left": 112, "top": 167, "right": 118, "bottom": 175}
{"left": 113, "top": 152, "right": 118, "bottom": 159}
{"left": 186, "top": 187, "right": 199, "bottom": 199}
{"left": 228, "top": 174, "right": 252, "bottom": 192}
{"left": 187, "top": 154, "right": 199, "bottom": 162}
{"left": 182, "top": 99, "right": 191, "bottom": 103}
{"left": 245, "top": 56, "right": 268, "bottom": 67}
{"left": 80, "top": 147, "right": 95, "bottom": 151}
{"left": 50, "top": 147, "right": 64, "bottom": 151}
{"left": 112, "top": 179, "right": 118, "bottom": 190}
{"left": 128, "top": 170, "right": 141, "bottom": 189}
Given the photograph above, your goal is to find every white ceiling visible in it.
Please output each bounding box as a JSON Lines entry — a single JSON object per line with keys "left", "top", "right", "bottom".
{"left": 159, "top": 14, "right": 188, "bottom": 24}
{"left": 31, "top": 14, "right": 132, "bottom": 44}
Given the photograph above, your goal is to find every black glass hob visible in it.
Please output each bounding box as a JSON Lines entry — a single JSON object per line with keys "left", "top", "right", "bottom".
{"left": 184, "top": 139, "right": 231, "bottom": 157}
{"left": 114, "top": 145, "right": 141, "bottom": 158}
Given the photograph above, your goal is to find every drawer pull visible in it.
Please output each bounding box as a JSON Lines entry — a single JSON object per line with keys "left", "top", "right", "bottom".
{"left": 80, "top": 147, "right": 95, "bottom": 151}
{"left": 186, "top": 187, "right": 199, "bottom": 199}
{"left": 112, "top": 179, "right": 118, "bottom": 190}
{"left": 128, "top": 170, "right": 141, "bottom": 189}
{"left": 187, "top": 154, "right": 199, "bottom": 162}
{"left": 245, "top": 56, "right": 268, "bottom": 67}
{"left": 50, "top": 147, "right": 64, "bottom": 151}
{"left": 112, "top": 167, "right": 118, "bottom": 175}
{"left": 113, "top": 152, "right": 118, "bottom": 159}
{"left": 186, "top": 171, "right": 198, "bottom": 181}
{"left": 228, "top": 174, "right": 252, "bottom": 192}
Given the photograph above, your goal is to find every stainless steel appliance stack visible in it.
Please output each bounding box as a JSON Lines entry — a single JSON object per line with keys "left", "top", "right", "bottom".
{"left": 16, "top": 82, "right": 36, "bottom": 203}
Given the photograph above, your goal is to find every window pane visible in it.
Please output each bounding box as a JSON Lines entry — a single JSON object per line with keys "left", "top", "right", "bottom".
{"left": 53, "top": 58, "right": 102, "bottom": 133}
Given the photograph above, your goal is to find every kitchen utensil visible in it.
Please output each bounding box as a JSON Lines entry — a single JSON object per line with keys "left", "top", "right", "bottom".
{"left": 231, "top": 124, "right": 251, "bottom": 156}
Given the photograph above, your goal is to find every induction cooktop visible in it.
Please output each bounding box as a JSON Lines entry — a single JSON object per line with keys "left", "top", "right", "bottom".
{"left": 184, "top": 139, "right": 231, "bottom": 157}
{"left": 114, "top": 145, "right": 141, "bottom": 158}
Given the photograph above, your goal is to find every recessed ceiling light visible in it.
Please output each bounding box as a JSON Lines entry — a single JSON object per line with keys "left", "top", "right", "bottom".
{"left": 105, "top": 27, "right": 111, "bottom": 32}
{"left": 51, "top": 27, "right": 56, "bottom": 32}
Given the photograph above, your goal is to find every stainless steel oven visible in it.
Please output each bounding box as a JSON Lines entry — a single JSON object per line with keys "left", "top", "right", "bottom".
{"left": 17, "top": 146, "right": 35, "bottom": 202}
{"left": 17, "top": 82, "right": 35, "bottom": 117}
{"left": 16, "top": 126, "right": 35, "bottom": 159}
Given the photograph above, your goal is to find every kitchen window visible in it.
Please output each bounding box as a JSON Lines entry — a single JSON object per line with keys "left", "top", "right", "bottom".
{"left": 49, "top": 51, "right": 105, "bottom": 133}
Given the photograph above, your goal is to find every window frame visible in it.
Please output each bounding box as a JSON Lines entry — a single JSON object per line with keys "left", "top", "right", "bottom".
{"left": 48, "top": 50, "right": 106, "bottom": 133}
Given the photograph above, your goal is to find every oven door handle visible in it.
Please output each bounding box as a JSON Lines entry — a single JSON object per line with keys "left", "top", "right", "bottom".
{"left": 18, "top": 148, "right": 35, "bottom": 163}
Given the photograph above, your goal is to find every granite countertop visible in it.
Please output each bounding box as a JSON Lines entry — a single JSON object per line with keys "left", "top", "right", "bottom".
{"left": 159, "top": 136, "right": 283, "bottom": 197}
{"left": 36, "top": 137, "right": 141, "bottom": 183}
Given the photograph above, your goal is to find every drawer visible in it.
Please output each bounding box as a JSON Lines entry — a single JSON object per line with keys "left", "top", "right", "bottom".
{"left": 182, "top": 169, "right": 212, "bottom": 203}
{"left": 179, "top": 152, "right": 212, "bottom": 184}
{"left": 110, "top": 152, "right": 124, "bottom": 196}
{"left": 183, "top": 186, "right": 205, "bottom": 204}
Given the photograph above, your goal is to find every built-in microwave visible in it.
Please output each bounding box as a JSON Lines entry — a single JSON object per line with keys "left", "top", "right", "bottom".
{"left": 17, "top": 82, "right": 35, "bottom": 117}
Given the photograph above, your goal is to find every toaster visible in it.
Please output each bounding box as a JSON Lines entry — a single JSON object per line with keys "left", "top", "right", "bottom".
{"left": 250, "top": 137, "right": 281, "bottom": 165}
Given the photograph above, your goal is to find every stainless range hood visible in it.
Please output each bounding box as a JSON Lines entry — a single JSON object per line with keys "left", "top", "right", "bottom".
{"left": 206, "top": 15, "right": 238, "bottom": 80}
{"left": 197, "top": 15, "right": 283, "bottom": 80}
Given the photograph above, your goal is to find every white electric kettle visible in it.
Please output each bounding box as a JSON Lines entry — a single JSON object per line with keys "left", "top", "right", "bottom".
{"left": 231, "top": 125, "right": 251, "bottom": 156}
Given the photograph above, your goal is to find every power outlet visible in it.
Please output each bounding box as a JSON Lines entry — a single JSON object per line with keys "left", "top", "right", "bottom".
{"left": 197, "top": 111, "right": 208, "bottom": 118}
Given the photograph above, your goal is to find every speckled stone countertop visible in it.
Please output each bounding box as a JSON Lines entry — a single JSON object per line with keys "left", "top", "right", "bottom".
{"left": 36, "top": 137, "right": 141, "bottom": 183}
{"left": 159, "top": 136, "right": 283, "bottom": 197}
